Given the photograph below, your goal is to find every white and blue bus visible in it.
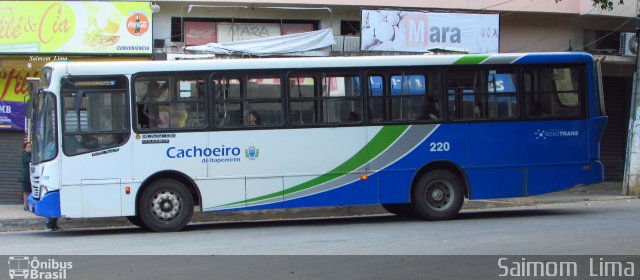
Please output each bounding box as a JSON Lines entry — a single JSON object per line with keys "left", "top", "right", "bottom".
{"left": 27, "top": 53, "right": 607, "bottom": 232}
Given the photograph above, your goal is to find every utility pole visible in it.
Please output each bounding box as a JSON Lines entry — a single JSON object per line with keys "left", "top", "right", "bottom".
{"left": 623, "top": 12, "right": 640, "bottom": 197}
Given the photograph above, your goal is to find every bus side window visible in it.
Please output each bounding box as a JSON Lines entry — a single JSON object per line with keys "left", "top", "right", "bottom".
{"left": 135, "top": 79, "right": 169, "bottom": 129}
{"left": 174, "top": 78, "right": 206, "bottom": 129}
{"left": 289, "top": 76, "right": 316, "bottom": 125}
{"left": 446, "top": 70, "right": 480, "bottom": 121}
{"left": 213, "top": 77, "right": 242, "bottom": 127}
{"left": 246, "top": 76, "right": 283, "bottom": 127}
{"left": 389, "top": 74, "right": 425, "bottom": 122}
{"left": 368, "top": 75, "right": 384, "bottom": 123}
{"left": 321, "top": 75, "right": 362, "bottom": 124}
{"left": 525, "top": 67, "right": 580, "bottom": 119}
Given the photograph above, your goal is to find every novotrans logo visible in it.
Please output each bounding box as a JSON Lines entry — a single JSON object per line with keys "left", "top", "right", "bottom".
{"left": 245, "top": 146, "right": 260, "bottom": 160}
{"left": 534, "top": 129, "right": 580, "bottom": 140}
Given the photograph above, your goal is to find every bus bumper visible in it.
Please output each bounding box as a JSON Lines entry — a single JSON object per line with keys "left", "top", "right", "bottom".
{"left": 27, "top": 191, "right": 61, "bottom": 218}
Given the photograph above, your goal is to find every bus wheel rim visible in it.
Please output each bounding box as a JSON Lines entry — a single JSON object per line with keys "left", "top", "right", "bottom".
{"left": 151, "top": 190, "right": 182, "bottom": 221}
{"left": 424, "top": 180, "right": 453, "bottom": 210}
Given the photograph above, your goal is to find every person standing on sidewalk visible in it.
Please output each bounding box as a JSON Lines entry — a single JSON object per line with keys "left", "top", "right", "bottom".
{"left": 21, "top": 142, "right": 31, "bottom": 211}
{"left": 45, "top": 217, "right": 60, "bottom": 231}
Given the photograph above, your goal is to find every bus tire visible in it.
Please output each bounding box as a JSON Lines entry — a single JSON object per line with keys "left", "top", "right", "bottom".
{"left": 138, "top": 179, "right": 194, "bottom": 232}
{"left": 412, "top": 170, "right": 464, "bottom": 221}
{"left": 126, "top": 215, "right": 147, "bottom": 229}
{"left": 381, "top": 203, "right": 414, "bottom": 217}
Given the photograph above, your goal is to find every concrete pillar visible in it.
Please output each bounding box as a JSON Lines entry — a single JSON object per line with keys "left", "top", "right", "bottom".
{"left": 624, "top": 14, "right": 640, "bottom": 197}
{"left": 626, "top": 111, "right": 640, "bottom": 196}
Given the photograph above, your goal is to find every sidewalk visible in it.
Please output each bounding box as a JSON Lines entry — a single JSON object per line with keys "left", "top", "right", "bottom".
{"left": 0, "top": 182, "right": 633, "bottom": 232}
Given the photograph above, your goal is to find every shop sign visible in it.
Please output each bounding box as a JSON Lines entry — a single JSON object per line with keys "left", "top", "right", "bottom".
{"left": 185, "top": 22, "right": 217, "bottom": 46}
{"left": 282, "top": 24, "right": 314, "bottom": 35}
{"left": 361, "top": 10, "right": 499, "bottom": 53}
{"left": 0, "top": 63, "right": 39, "bottom": 130}
{"left": 217, "top": 23, "right": 281, "bottom": 43}
{"left": 0, "top": 1, "right": 152, "bottom": 54}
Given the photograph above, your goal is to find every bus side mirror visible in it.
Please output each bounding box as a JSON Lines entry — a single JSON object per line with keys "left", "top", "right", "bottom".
{"left": 24, "top": 99, "right": 32, "bottom": 119}
{"left": 26, "top": 77, "right": 40, "bottom": 119}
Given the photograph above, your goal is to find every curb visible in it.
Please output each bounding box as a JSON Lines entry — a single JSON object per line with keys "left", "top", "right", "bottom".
{"left": 0, "top": 195, "right": 634, "bottom": 232}
{"left": 0, "top": 206, "right": 389, "bottom": 232}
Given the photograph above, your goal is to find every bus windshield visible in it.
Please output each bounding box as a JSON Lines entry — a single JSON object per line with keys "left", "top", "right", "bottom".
{"left": 32, "top": 90, "right": 58, "bottom": 164}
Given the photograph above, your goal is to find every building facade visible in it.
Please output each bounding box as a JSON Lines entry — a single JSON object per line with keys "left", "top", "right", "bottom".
{"left": 0, "top": 0, "right": 635, "bottom": 202}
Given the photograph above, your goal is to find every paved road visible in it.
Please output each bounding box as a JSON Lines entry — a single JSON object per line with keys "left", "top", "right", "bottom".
{"left": 2, "top": 199, "right": 639, "bottom": 255}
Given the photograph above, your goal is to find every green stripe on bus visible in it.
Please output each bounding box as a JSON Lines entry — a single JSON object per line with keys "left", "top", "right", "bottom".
{"left": 453, "top": 54, "right": 490, "bottom": 65}
{"left": 219, "top": 125, "right": 410, "bottom": 207}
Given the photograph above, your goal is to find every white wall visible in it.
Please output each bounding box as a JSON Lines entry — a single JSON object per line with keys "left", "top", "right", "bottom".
{"left": 500, "top": 12, "right": 635, "bottom": 53}
{"left": 154, "top": 0, "right": 635, "bottom": 17}
{"left": 149, "top": 0, "right": 635, "bottom": 61}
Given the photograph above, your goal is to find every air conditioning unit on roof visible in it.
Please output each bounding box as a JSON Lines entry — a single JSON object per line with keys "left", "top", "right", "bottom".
{"left": 619, "top": 32, "right": 637, "bottom": 56}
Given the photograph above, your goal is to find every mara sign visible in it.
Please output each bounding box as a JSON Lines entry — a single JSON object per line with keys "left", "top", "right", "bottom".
{"left": 361, "top": 10, "right": 499, "bottom": 53}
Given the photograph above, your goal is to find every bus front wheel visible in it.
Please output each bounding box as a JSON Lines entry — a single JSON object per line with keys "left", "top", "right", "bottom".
{"left": 412, "top": 170, "right": 464, "bottom": 221}
{"left": 138, "top": 179, "right": 194, "bottom": 232}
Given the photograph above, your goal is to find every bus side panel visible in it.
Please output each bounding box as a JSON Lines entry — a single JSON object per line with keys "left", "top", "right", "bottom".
{"left": 200, "top": 178, "right": 246, "bottom": 211}
{"left": 61, "top": 140, "right": 133, "bottom": 218}
{"left": 246, "top": 177, "right": 284, "bottom": 209}
{"left": 468, "top": 120, "right": 590, "bottom": 198}
{"left": 121, "top": 183, "right": 140, "bottom": 216}
{"left": 202, "top": 127, "right": 373, "bottom": 211}
{"left": 377, "top": 124, "right": 467, "bottom": 204}
{"left": 270, "top": 174, "right": 373, "bottom": 210}
{"left": 60, "top": 185, "right": 82, "bottom": 218}
{"left": 466, "top": 168, "right": 526, "bottom": 199}
{"left": 527, "top": 164, "right": 590, "bottom": 195}
{"left": 467, "top": 122, "right": 527, "bottom": 198}
{"left": 523, "top": 120, "right": 591, "bottom": 195}
{"left": 135, "top": 132, "right": 208, "bottom": 180}
{"left": 522, "top": 120, "right": 590, "bottom": 163}
{"left": 469, "top": 123, "right": 527, "bottom": 166}
{"left": 81, "top": 179, "right": 122, "bottom": 217}
{"left": 378, "top": 171, "right": 413, "bottom": 204}
{"left": 278, "top": 127, "right": 375, "bottom": 209}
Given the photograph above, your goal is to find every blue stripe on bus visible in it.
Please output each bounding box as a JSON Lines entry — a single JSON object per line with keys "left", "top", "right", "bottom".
{"left": 514, "top": 53, "right": 593, "bottom": 65}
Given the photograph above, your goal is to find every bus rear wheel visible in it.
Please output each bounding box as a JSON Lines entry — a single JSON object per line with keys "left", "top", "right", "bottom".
{"left": 138, "top": 179, "right": 194, "bottom": 232}
{"left": 412, "top": 170, "right": 464, "bottom": 221}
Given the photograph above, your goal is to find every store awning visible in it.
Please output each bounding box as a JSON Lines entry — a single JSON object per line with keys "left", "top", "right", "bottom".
{"left": 184, "top": 28, "right": 336, "bottom": 57}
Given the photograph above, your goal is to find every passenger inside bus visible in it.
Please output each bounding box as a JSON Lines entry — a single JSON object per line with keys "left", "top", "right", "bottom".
{"left": 474, "top": 104, "right": 482, "bottom": 119}
{"left": 247, "top": 111, "right": 262, "bottom": 125}
{"left": 157, "top": 104, "right": 170, "bottom": 128}
{"left": 417, "top": 96, "right": 440, "bottom": 121}
{"left": 347, "top": 111, "right": 360, "bottom": 122}
{"left": 145, "top": 81, "right": 169, "bottom": 102}
{"left": 170, "top": 108, "right": 188, "bottom": 128}
{"left": 141, "top": 81, "right": 170, "bottom": 128}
